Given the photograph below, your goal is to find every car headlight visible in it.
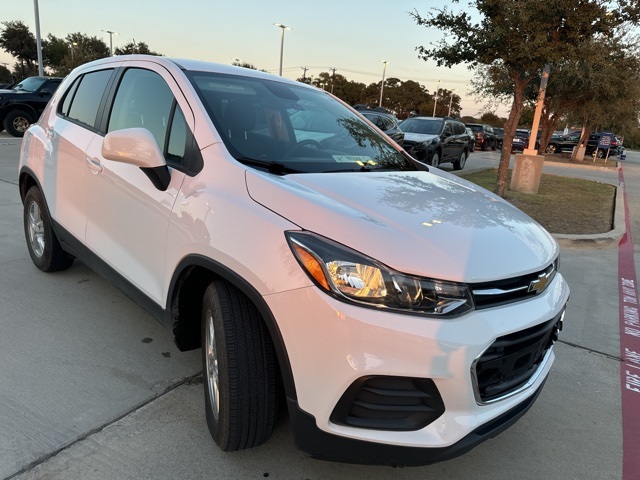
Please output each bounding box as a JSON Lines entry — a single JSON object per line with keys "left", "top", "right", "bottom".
{"left": 286, "top": 231, "right": 474, "bottom": 317}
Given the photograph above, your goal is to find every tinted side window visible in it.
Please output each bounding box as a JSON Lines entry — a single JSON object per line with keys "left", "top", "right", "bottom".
{"left": 167, "top": 106, "right": 188, "bottom": 166}
{"left": 66, "top": 70, "right": 113, "bottom": 129}
{"left": 60, "top": 78, "right": 81, "bottom": 117}
{"left": 443, "top": 123, "right": 453, "bottom": 135}
{"left": 453, "top": 123, "right": 465, "bottom": 135}
{"left": 108, "top": 68, "right": 174, "bottom": 149}
{"left": 42, "top": 79, "right": 61, "bottom": 93}
{"left": 382, "top": 116, "right": 395, "bottom": 130}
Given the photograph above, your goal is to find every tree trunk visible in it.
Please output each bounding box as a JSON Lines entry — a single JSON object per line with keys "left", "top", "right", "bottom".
{"left": 538, "top": 111, "right": 561, "bottom": 155}
{"left": 494, "top": 75, "right": 528, "bottom": 198}
{"left": 570, "top": 122, "right": 592, "bottom": 161}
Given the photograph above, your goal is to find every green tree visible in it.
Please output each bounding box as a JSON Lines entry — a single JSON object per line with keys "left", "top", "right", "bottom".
{"left": 115, "top": 41, "right": 162, "bottom": 56}
{"left": 479, "top": 112, "right": 502, "bottom": 127}
{"left": 527, "top": 34, "right": 640, "bottom": 157}
{"left": 411, "top": 0, "right": 639, "bottom": 197}
{"left": 42, "top": 34, "right": 70, "bottom": 75}
{"left": 0, "top": 20, "right": 37, "bottom": 78}
{"left": 0, "top": 64, "right": 12, "bottom": 83}
{"left": 65, "top": 33, "right": 109, "bottom": 65}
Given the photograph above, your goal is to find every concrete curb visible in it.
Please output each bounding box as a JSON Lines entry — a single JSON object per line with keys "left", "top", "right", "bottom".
{"left": 553, "top": 184, "right": 624, "bottom": 249}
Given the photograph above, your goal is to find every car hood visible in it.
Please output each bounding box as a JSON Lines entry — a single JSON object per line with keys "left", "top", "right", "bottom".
{"left": 245, "top": 169, "right": 557, "bottom": 283}
{"left": 402, "top": 132, "right": 438, "bottom": 143}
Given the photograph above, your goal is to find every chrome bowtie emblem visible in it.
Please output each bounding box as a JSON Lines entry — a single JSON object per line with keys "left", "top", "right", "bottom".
{"left": 529, "top": 272, "right": 550, "bottom": 294}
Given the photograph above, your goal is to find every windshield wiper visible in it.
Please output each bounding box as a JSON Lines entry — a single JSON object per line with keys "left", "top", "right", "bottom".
{"left": 236, "top": 156, "right": 304, "bottom": 174}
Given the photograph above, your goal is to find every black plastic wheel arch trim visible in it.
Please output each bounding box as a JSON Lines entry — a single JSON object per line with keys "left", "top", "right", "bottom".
{"left": 166, "top": 254, "right": 298, "bottom": 402}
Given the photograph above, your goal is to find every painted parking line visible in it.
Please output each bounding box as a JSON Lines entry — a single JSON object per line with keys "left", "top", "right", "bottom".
{"left": 617, "top": 165, "right": 640, "bottom": 480}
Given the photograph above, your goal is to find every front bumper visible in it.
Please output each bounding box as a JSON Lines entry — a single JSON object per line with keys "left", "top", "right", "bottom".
{"left": 266, "top": 272, "right": 569, "bottom": 465}
{"left": 287, "top": 379, "right": 547, "bottom": 466}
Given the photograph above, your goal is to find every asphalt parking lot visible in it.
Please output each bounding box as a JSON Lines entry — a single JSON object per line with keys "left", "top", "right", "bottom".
{"left": 0, "top": 133, "right": 635, "bottom": 480}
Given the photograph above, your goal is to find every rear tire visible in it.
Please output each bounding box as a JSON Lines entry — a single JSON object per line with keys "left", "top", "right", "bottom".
{"left": 202, "top": 280, "right": 277, "bottom": 451}
{"left": 23, "top": 186, "right": 74, "bottom": 272}
{"left": 4, "top": 110, "right": 33, "bottom": 137}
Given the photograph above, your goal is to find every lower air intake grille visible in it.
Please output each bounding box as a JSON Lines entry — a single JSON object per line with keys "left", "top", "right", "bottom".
{"left": 473, "top": 310, "right": 564, "bottom": 403}
{"left": 330, "top": 376, "right": 445, "bottom": 431}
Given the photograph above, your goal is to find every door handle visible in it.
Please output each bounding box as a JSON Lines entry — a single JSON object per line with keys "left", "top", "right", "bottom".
{"left": 45, "top": 126, "right": 55, "bottom": 138}
{"left": 85, "top": 157, "right": 103, "bottom": 174}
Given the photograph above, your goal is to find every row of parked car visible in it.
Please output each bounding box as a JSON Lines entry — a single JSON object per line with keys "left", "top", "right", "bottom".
{"left": 509, "top": 129, "right": 624, "bottom": 157}
{"left": 356, "top": 106, "right": 503, "bottom": 170}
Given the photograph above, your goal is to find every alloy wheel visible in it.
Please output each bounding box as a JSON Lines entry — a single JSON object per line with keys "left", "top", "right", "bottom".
{"left": 28, "top": 201, "right": 45, "bottom": 258}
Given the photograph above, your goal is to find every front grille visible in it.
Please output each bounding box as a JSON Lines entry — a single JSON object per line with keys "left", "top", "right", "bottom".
{"left": 473, "top": 310, "right": 564, "bottom": 403}
{"left": 470, "top": 260, "right": 557, "bottom": 309}
{"left": 330, "top": 376, "right": 445, "bottom": 431}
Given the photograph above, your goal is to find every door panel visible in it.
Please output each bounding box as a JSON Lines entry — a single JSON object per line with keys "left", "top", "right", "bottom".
{"left": 84, "top": 66, "right": 191, "bottom": 304}
{"left": 84, "top": 136, "right": 184, "bottom": 303}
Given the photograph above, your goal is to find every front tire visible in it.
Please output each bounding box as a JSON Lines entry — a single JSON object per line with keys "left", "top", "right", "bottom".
{"left": 202, "top": 280, "right": 277, "bottom": 451}
{"left": 430, "top": 151, "right": 440, "bottom": 167}
{"left": 453, "top": 150, "right": 467, "bottom": 170}
{"left": 4, "top": 110, "right": 33, "bottom": 137}
{"left": 23, "top": 186, "right": 74, "bottom": 272}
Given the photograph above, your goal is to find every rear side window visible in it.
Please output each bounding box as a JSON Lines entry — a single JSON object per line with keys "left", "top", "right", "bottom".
{"left": 64, "top": 69, "right": 113, "bottom": 129}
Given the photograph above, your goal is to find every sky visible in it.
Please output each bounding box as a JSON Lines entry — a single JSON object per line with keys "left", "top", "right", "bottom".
{"left": 0, "top": 0, "right": 508, "bottom": 117}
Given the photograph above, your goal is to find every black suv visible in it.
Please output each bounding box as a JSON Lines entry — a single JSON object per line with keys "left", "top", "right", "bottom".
{"left": 0, "top": 76, "right": 62, "bottom": 137}
{"left": 399, "top": 116, "right": 470, "bottom": 170}
{"left": 465, "top": 123, "right": 498, "bottom": 151}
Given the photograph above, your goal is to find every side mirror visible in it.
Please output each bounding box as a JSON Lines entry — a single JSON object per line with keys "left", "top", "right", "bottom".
{"left": 102, "top": 128, "right": 170, "bottom": 191}
{"left": 103, "top": 128, "right": 166, "bottom": 168}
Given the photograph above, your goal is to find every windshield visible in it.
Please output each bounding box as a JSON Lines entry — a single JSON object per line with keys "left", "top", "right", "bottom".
{"left": 13, "top": 77, "right": 47, "bottom": 92}
{"left": 186, "top": 71, "right": 415, "bottom": 174}
{"left": 399, "top": 118, "right": 441, "bottom": 135}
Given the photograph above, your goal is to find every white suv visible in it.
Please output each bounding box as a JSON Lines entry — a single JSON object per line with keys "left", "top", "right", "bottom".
{"left": 18, "top": 55, "right": 569, "bottom": 466}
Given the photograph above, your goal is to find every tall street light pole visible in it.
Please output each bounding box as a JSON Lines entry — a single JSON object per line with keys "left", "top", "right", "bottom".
{"left": 101, "top": 29, "right": 119, "bottom": 56}
{"left": 33, "top": 0, "right": 44, "bottom": 76}
{"left": 432, "top": 79, "right": 441, "bottom": 117}
{"left": 379, "top": 60, "right": 388, "bottom": 107}
{"left": 273, "top": 23, "right": 292, "bottom": 76}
